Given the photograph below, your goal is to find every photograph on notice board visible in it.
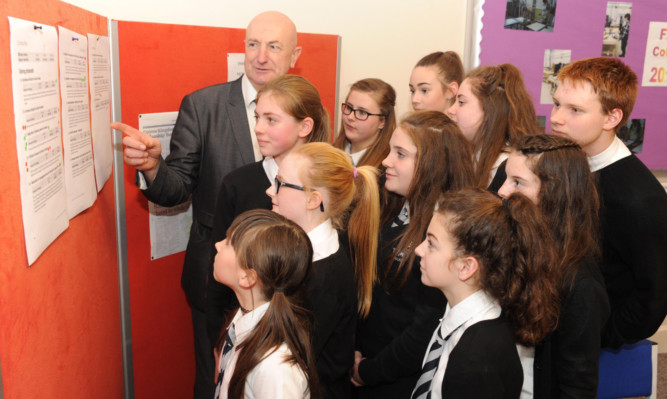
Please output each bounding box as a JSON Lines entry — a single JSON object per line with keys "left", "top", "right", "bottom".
{"left": 602, "top": 2, "right": 633, "bottom": 57}
{"left": 541, "top": 49, "right": 571, "bottom": 104}
{"left": 504, "top": 0, "right": 557, "bottom": 32}
{"left": 618, "top": 118, "right": 645, "bottom": 153}
{"left": 537, "top": 116, "right": 547, "bottom": 132}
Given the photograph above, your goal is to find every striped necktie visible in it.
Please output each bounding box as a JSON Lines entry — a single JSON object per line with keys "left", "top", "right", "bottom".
{"left": 214, "top": 323, "right": 236, "bottom": 399}
{"left": 411, "top": 326, "right": 455, "bottom": 399}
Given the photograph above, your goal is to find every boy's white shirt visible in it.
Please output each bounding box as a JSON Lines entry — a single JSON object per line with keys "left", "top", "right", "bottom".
{"left": 588, "top": 135, "right": 631, "bottom": 172}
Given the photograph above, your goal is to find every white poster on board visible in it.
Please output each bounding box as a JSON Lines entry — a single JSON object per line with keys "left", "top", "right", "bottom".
{"left": 87, "top": 33, "right": 113, "bottom": 192}
{"left": 58, "top": 26, "right": 97, "bottom": 219}
{"left": 9, "top": 17, "right": 68, "bottom": 265}
{"left": 138, "top": 112, "right": 193, "bottom": 260}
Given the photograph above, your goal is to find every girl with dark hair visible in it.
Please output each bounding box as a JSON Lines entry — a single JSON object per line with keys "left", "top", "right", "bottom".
{"left": 212, "top": 209, "right": 319, "bottom": 398}
{"left": 333, "top": 78, "right": 397, "bottom": 167}
{"left": 411, "top": 188, "right": 560, "bottom": 398}
{"left": 498, "top": 134, "right": 610, "bottom": 398}
{"left": 410, "top": 51, "right": 464, "bottom": 113}
{"left": 447, "top": 63, "right": 540, "bottom": 189}
{"left": 351, "top": 111, "right": 475, "bottom": 398}
{"left": 265, "top": 142, "right": 381, "bottom": 399}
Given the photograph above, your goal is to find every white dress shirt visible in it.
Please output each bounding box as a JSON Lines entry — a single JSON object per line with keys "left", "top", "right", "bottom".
{"left": 307, "top": 219, "right": 339, "bottom": 262}
{"left": 422, "top": 290, "right": 502, "bottom": 399}
{"left": 241, "top": 74, "right": 263, "bottom": 162}
{"left": 262, "top": 156, "right": 279, "bottom": 184}
{"left": 218, "top": 303, "right": 309, "bottom": 399}
{"left": 588, "top": 135, "right": 632, "bottom": 172}
{"left": 345, "top": 142, "right": 367, "bottom": 166}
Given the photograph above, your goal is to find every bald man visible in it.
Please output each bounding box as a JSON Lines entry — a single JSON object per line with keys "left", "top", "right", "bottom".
{"left": 113, "top": 11, "right": 301, "bottom": 398}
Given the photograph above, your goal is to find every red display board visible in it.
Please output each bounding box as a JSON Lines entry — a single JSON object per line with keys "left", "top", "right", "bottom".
{"left": 0, "top": 1, "right": 123, "bottom": 398}
{"left": 116, "top": 20, "right": 339, "bottom": 398}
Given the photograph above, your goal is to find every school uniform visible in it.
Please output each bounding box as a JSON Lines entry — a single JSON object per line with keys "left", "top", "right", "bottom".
{"left": 344, "top": 142, "right": 367, "bottom": 166}
{"left": 414, "top": 290, "right": 523, "bottom": 399}
{"left": 533, "top": 258, "right": 610, "bottom": 398}
{"left": 306, "top": 220, "right": 357, "bottom": 399}
{"left": 215, "top": 303, "right": 309, "bottom": 399}
{"left": 591, "top": 137, "right": 667, "bottom": 348}
{"left": 356, "top": 203, "right": 446, "bottom": 398}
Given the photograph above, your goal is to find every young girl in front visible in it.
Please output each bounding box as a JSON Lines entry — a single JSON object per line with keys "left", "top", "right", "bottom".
{"left": 498, "top": 134, "right": 610, "bottom": 398}
{"left": 412, "top": 188, "right": 560, "bottom": 398}
{"left": 447, "top": 63, "right": 540, "bottom": 189}
{"left": 409, "top": 51, "right": 464, "bottom": 113}
{"left": 212, "top": 209, "right": 319, "bottom": 398}
{"left": 351, "top": 111, "right": 474, "bottom": 398}
{"left": 208, "top": 74, "right": 330, "bottom": 364}
{"left": 333, "top": 78, "right": 396, "bottom": 167}
{"left": 266, "top": 142, "right": 380, "bottom": 399}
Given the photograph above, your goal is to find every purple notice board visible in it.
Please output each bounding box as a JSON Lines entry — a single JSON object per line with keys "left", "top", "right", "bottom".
{"left": 480, "top": 0, "right": 667, "bottom": 169}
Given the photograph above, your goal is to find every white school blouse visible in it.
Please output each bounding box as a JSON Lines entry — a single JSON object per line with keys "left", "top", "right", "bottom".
{"left": 217, "top": 303, "right": 309, "bottom": 399}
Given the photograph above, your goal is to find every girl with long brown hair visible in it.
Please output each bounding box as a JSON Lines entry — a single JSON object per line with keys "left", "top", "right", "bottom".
{"left": 333, "top": 78, "right": 396, "bottom": 167}
{"left": 212, "top": 209, "right": 319, "bottom": 398}
{"left": 447, "top": 63, "right": 540, "bottom": 189}
{"left": 351, "top": 111, "right": 474, "bottom": 398}
{"left": 411, "top": 188, "right": 560, "bottom": 398}
{"left": 498, "top": 134, "right": 609, "bottom": 398}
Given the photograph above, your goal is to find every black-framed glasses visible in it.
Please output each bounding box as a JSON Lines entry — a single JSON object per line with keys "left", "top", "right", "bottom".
{"left": 274, "top": 177, "right": 324, "bottom": 212}
{"left": 341, "top": 103, "right": 385, "bottom": 121}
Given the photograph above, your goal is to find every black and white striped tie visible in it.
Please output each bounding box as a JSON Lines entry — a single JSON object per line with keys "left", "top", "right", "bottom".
{"left": 411, "top": 327, "right": 452, "bottom": 399}
{"left": 214, "top": 323, "right": 236, "bottom": 399}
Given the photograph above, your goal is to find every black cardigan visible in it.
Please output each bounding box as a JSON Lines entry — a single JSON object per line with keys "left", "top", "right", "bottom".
{"left": 533, "top": 258, "right": 609, "bottom": 398}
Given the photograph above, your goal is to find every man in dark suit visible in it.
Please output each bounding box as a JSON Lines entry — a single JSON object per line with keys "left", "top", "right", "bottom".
{"left": 112, "top": 11, "right": 301, "bottom": 398}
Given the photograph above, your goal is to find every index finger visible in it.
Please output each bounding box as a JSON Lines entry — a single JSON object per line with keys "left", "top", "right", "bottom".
{"left": 111, "top": 122, "right": 150, "bottom": 148}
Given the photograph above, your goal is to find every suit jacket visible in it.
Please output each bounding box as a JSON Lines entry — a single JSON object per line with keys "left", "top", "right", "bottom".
{"left": 141, "top": 76, "right": 255, "bottom": 311}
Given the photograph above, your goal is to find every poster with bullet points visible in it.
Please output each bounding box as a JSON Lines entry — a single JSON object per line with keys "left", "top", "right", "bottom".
{"left": 9, "top": 17, "right": 68, "bottom": 265}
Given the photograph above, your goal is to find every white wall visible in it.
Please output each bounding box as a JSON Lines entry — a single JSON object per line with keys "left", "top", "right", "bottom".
{"left": 60, "top": 0, "right": 468, "bottom": 124}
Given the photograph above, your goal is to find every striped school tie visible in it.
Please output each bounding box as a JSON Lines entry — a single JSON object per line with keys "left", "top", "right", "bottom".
{"left": 214, "top": 323, "right": 236, "bottom": 399}
{"left": 411, "top": 327, "right": 453, "bottom": 399}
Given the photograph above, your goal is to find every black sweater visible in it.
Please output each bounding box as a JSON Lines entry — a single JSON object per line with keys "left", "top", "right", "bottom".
{"left": 596, "top": 155, "right": 667, "bottom": 348}
{"left": 533, "top": 258, "right": 609, "bottom": 398}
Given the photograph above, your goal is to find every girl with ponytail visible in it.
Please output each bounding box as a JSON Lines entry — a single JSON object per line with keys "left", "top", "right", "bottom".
{"left": 265, "top": 142, "right": 380, "bottom": 399}
{"left": 498, "top": 134, "right": 609, "bottom": 398}
{"left": 447, "top": 63, "right": 541, "bottom": 189}
{"left": 212, "top": 209, "right": 319, "bottom": 398}
{"left": 411, "top": 188, "right": 560, "bottom": 398}
{"left": 208, "top": 74, "right": 330, "bottom": 354}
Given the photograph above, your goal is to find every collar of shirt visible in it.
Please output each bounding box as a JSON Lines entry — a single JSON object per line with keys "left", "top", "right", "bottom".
{"left": 439, "top": 289, "right": 501, "bottom": 340}
{"left": 231, "top": 301, "right": 270, "bottom": 344}
{"left": 307, "top": 219, "right": 339, "bottom": 262}
{"left": 241, "top": 74, "right": 262, "bottom": 162}
{"left": 401, "top": 201, "right": 410, "bottom": 224}
{"left": 262, "top": 156, "right": 279, "bottom": 184}
{"left": 588, "top": 135, "right": 631, "bottom": 172}
{"left": 345, "top": 142, "right": 367, "bottom": 166}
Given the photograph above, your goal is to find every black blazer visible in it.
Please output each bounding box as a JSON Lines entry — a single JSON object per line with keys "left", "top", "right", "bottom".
{"left": 141, "top": 76, "right": 255, "bottom": 310}
{"left": 442, "top": 316, "right": 523, "bottom": 398}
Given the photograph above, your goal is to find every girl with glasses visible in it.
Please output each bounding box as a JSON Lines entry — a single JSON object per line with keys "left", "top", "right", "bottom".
{"left": 447, "top": 63, "right": 540, "bottom": 190}
{"left": 208, "top": 74, "right": 330, "bottom": 386}
{"left": 266, "top": 142, "right": 380, "bottom": 399}
{"left": 498, "top": 134, "right": 609, "bottom": 398}
{"left": 409, "top": 51, "right": 464, "bottom": 113}
{"left": 212, "top": 209, "right": 319, "bottom": 399}
{"left": 333, "top": 78, "right": 396, "bottom": 167}
{"left": 351, "top": 111, "right": 474, "bottom": 398}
